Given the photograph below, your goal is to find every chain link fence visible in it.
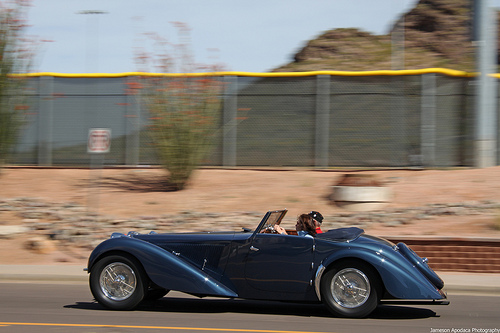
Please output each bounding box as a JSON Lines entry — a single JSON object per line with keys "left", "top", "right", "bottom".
{"left": 7, "top": 70, "right": 493, "bottom": 168}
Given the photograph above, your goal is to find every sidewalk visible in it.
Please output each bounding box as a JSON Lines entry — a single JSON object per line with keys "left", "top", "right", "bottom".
{"left": 0, "top": 265, "right": 499, "bottom": 296}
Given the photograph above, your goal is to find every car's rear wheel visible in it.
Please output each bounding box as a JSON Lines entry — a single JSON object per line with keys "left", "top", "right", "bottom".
{"left": 90, "top": 254, "right": 147, "bottom": 310}
{"left": 321, "top": 262, "right": 381, "bottom": 318}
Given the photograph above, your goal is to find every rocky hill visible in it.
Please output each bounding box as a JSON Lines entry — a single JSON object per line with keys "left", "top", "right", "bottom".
{"left": 274, "top": 0, "right": 493, "bottom": 72}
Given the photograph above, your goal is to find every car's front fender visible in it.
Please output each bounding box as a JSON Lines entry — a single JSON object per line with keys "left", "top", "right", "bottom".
{"left": 316, "top": 247, "right": 444, "bottom": 300}
{"left": 87, "top": 236, "right": 238, "bottom": 298}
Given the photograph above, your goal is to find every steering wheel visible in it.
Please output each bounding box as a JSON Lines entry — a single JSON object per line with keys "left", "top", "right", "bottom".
{"left": 266, "top": 224, "right": 279, "bottom": 234}
{"left": 259, "top": 224, "right": 276, "bottom": 234}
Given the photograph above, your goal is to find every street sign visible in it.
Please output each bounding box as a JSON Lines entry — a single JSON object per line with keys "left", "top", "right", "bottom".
{"left": 87, "top": 128, "right": 111, "bottom": 153}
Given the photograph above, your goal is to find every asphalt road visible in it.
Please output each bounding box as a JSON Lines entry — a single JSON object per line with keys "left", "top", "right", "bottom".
{"left": 0, "top": 282, "right": 499, "bottom": 333}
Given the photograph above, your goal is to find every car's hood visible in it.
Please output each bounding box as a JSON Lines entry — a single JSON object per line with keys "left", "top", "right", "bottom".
{"left": 133, "top": 231, "right": 241, "bottom": 244}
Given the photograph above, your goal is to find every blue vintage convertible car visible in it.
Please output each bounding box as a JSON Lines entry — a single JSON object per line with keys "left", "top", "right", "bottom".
{"left": 86, "top": 209, "right": 448, "bottom": 318}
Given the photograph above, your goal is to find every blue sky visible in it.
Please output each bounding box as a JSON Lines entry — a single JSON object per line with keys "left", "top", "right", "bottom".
{"left": 24, "top": 0, "right": 498, "bottom": 73}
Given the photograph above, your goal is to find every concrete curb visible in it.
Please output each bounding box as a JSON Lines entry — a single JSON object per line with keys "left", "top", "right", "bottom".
{"left": 436, "top": 271, "right": 500, "bottom": 296}
{"left": 0, "top": 265, "right": 88, "bottom": 284}
{"left": 1, "top": 265, "right": 499, "bottom": 296}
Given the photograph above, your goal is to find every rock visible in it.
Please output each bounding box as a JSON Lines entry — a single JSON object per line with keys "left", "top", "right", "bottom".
{"left": 1, "top": 196, "right": 500, "bottom": 256}
{"left": 0, "top": 225, "right": 29, "bottom": 238}
{"left": 384, "top": 220, "right": 403, "bottom": 227}
{"left": 24, "top": 237, "right": 57, "bottom": 254}
{"left": 331, "top": 185, "right": 393, "bottom": 212}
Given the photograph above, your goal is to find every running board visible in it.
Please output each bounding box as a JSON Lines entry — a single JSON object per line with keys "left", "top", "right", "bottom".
{"left": 380, "top": 299, "right": 450, "bottom": 306}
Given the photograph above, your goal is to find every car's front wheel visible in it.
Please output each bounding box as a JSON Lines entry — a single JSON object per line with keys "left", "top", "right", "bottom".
{"left": 90, "top": 254, "right": 147, "bottom": 310}
{"left": 321, "top": 262, "right": 381, "bottom": 318}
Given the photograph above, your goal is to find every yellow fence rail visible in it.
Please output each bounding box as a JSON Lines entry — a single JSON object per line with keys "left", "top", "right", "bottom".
{"left": 12, "top": 67, "right": 476, "bottom": 78}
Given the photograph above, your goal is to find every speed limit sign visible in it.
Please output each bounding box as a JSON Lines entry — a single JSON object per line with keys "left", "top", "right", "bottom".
{"left": 87, "top": 128, "right": 111, "bottom": 153}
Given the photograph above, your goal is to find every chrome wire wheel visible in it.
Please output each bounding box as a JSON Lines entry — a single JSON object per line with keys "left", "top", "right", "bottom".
{"left": 321, "top": 262, "right": 381, "bottom": 318}
{"left": 99, "top": 262, "right": 137, "bottom": 301}
{"left": 330, "top": 268, "right": 371, "bottom": 309}
{"left": 90, "top": 255, "right": 147, "bottom": 310}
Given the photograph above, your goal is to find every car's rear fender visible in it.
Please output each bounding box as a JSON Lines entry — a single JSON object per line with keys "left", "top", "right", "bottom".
{"left": 87, "top": 236, "right": 238, "bottom": 298}
{"left": 317, "top": 248, "right": 444, "bottom": 300}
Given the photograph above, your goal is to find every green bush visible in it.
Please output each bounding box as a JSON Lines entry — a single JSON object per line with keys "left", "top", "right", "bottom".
{"left": 0, "top": 1, "right": 34, "bottom": 170}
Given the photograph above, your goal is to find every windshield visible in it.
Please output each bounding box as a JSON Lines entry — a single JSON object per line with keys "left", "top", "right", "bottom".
{"left": 257, "top": 210, "right": 287, "bottom": 233}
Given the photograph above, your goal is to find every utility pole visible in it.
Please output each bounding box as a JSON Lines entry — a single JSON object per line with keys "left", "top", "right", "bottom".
{"left": 77, "top": 10, "right": 108, "bottom": 214}
{"left": 474, "top": 0, "right": 498, "bottom": 168}
{"left": 77, "top": 10, "right": 108, "bottom": 73}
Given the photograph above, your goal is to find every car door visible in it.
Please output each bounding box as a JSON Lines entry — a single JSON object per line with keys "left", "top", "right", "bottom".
{"left": 244, "top": 233, "right": 315, "bottom": 294}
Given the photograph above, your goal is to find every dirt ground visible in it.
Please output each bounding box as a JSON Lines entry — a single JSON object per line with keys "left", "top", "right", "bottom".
{"left": 1, "top": 166, "right": 500, "bottom": 265}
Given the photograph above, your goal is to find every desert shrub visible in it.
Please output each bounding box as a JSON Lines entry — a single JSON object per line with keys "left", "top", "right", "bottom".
{"left": 133, "top": 23, "right": 223, "bottom": 190}
{"left": 141, "top": 75, "right": 223, "bottom": 190}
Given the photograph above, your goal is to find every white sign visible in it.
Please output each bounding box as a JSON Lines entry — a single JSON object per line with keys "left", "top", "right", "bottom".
{"left": 87, "top": 128, "right": 111, "bottom": 153}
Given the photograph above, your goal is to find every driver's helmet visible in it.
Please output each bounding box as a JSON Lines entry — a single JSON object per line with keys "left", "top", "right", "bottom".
{"left": 309, "top": 211, "right": 323, "bottom": 224}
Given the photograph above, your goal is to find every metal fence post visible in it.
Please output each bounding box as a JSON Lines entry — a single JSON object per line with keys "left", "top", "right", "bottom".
{"left": 38, "top": 76, "right": 54, "bottom": 166}
{"left": 421, "top": 73, "right": 436, "bottom": 166}
{"left": 391, "top": 77, "right": 407, "bottom": 166}
{"left": 315, "top": 75, "right": 330, "bottom": 167}
{"left": 125, "top": 90, "right": 140, "bottom": 166}
{"left": 222, "top": 75, "right": 237, "bottom": 167}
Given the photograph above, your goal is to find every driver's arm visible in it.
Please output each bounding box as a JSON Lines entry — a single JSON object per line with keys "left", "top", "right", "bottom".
{"left": 274, "top": 225, "right": 287, "bottom": 235}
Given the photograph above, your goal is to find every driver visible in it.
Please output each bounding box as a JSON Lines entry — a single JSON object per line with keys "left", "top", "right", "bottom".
{"left": 274, "top": 214, "right": 317, "bottom": 238}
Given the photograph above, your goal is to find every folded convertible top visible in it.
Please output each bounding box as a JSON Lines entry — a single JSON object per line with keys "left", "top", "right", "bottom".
{"left": 316, "top": 227, "right": 364, "bottom": 241}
